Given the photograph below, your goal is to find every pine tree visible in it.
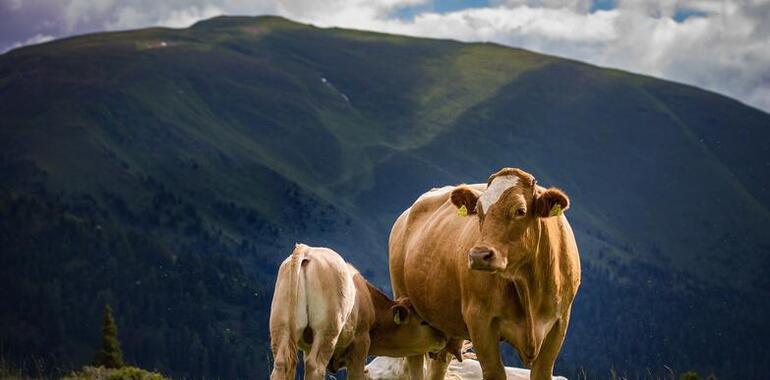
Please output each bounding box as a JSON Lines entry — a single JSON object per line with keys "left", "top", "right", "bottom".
{"left": 93, "top": 304, "right": 125, "bottom": 369}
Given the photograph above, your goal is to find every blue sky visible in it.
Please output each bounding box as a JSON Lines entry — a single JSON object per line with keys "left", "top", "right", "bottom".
{"left": 391, "top": 0, "right": 493, "bottom": 19}
{"left": 1, "top": 0, "right": 768, "bottom": 112}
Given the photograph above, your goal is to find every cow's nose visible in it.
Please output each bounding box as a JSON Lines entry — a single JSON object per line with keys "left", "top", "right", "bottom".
{"left": 469, "top": 247, "right": 496, "bottom": 267}
{"left": 471, "top": 249, "right": 494, "bottom": 261}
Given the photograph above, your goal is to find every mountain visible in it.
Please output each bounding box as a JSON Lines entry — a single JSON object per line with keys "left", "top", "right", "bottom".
{"left": 1, "top": 15, "right": 769, "bottom": 379}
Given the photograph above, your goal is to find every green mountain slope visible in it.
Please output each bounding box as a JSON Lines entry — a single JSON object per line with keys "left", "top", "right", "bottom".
{"left": 1, "top": 15, "right": 768, "bottom": 379}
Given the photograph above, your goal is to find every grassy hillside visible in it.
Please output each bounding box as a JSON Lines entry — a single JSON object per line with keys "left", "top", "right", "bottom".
{"left": 0, "top": 15, "right": 768, "bottom": 379}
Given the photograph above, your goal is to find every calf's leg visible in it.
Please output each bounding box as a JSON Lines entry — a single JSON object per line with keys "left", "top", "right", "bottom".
{"left": 405, "top": 354, "right": 425, "bottom": 380}
{"left": 344, "top": 335, "right": 370, "bottom": 380}
{"left": 270, "top": 332, "right": 298, "bottom": 380}
{"left": 304, "top": 330, "right": 338, "bottom": 380}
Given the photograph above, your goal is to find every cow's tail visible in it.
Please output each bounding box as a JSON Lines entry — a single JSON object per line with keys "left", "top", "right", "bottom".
{"left": 270, "top": 244, "right": 308, "bottom": 380}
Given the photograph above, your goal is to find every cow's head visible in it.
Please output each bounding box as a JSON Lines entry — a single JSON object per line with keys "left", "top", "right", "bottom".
{"left": 450, "top": 167, "right": 570, "bottom": 273}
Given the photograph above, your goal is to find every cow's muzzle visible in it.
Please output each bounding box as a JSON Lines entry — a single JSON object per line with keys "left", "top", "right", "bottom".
{"left": 468, "top": 246, "right": 499, "bottom": 271}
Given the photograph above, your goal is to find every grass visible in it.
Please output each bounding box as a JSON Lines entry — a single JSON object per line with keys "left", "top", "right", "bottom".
{"left": 62, "top": 366, "right": 168, "bottom": 380}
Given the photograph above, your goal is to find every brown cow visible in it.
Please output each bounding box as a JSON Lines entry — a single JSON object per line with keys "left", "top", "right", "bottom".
{"left": 270, "top": 243, "right": 447, "bottom": 380}
{"left": 389, "top": 168, "right": 581, "bottom": 380}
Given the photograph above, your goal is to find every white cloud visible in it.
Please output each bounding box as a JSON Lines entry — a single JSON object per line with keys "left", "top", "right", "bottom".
{"left": 1, "top": 0, "right": 769, "bottom": 112}
{"left": 5, "top": 33, "right": 55, "bottom": 51}
{"left": 105, "top": 4, "right": 225, "bottom": 30}
{"left": 62, "top": 0, "right": 116, "bottom": 31}
{"left": 497, "top": 0, "right": 594, "bottom": 11}
{"left": 162, "top": 5, "right": 225, "bottom": 27}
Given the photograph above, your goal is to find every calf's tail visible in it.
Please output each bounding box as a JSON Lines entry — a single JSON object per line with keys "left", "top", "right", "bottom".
{"left": 270, "top": 244, "right": 308, "bottom": 380}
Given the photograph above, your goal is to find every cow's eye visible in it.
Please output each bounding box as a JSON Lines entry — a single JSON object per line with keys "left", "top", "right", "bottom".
{"left": 514, "top": 207, "right": 526, "bottom": 217}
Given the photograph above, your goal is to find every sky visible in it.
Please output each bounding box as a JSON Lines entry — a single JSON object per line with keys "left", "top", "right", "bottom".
{"left": 1, "top": 0, "right": 769, "bottom": 113}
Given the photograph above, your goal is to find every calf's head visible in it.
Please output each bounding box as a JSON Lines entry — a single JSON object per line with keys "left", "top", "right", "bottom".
{"left": 370, "top": 297, "right": 447, "bottom": 357}
{"left": 450, "top": 167, "right": 570, "bottom": 273}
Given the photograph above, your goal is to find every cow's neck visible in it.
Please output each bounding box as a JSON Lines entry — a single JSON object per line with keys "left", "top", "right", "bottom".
{"left": 515, "top": 219, "right": 563, "bottom": 304}
{"left": 366, "top": 281, "right": 397, "bottom": 333}
{"left": 495, "top": 220, "right": 565, "bottom": 364}
{"left": 505, "top": 219, "right": 564, "bottom": 353}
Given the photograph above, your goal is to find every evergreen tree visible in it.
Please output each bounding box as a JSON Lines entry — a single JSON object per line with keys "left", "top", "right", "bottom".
{"left": 93, "top": 304, "right": 125, "bottom": 369}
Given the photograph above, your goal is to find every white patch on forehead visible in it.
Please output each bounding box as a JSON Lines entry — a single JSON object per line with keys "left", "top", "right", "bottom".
{"left": 479, "top": 175, "right": 519, "bottom": 213}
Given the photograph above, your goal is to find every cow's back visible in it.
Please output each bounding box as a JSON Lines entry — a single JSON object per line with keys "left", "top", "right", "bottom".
{"left": 389, "top": 185, "right": 459, "bottom": 298}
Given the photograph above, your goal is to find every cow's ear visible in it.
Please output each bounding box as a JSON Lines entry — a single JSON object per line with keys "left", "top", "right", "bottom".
{"left": 534, "top": 188, "right": 570, "bottom": 218}
{"left": 392, "top": 304, "right": 410, "bottom": 325}
{"left": 450, "top": 186, "right": 479, "bottom": 215}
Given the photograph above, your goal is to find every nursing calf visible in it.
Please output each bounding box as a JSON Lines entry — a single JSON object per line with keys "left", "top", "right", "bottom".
{"left": 270, "top": 243, "right": 447, "bottom": 380}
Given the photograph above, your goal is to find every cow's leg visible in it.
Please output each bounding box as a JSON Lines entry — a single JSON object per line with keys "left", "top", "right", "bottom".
{"left": 425, "top": 352, "right": 451, "bottom": 380}
{"left": 344, "top": 335, "right": 370, "bottom": 380}
{"left": 530, "top": 309, "right": 571, "bottom": 380}
{"left": 425, "top": 336, "right": 460, "bottom": 380}
{"left": 269, "top": 332, "right": 298, "bottom": 380}
{"left": 405, "top": 354, "right": 425, "bottom": 380}
{"left": 466, "top": 318, "right": 506, "bottom": 380}
{"left": 303, "top": 330, "right": 338, "bottom": 380}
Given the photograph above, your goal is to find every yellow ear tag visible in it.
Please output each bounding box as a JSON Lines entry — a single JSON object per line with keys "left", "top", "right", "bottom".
{"left": 549, "top": 204, "right": 563, "bottom": 217}
{"left": 457, "top": 205, "right": 468, "bottom": 217}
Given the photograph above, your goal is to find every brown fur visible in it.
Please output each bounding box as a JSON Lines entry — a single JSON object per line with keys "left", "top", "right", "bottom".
{"left": 390, "top": 168, "right": 581, "bottom": 380}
